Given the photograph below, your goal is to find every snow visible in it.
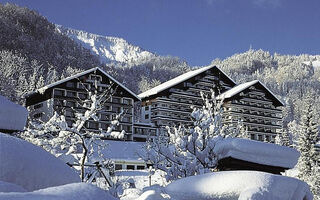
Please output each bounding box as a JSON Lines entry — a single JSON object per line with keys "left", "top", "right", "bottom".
{"left": 139, "top": 65, "right": 236, "bottom": 99}
{"left": 114, "top": 170, "right": 168, "bottom": 200}
{"left": 164, "top": 171, "right": 312, "bottom": 200}
{"left": 217, "top": 80, "right": 284, "bottom": 106}
{"left": 26, "top": 67, "right": 140, "bottom": 101}
{"left": 0, "top": 133, "right": 80, "bottom": 191}
{"left": 214, "top": 138, "right": 300, "bottom": 169}
{"left": 0, "top": 181, "right": 27, "bottom": 193}
{"left": 303, "top": 60, "right": 320, "bottom": 68}
{"left": 56, "top": 25, "right": 155, "bottom": 64}
{"left": 0, "top": 183, "right": 117, "bottom": 200}
{"left": 0, "top": 95, "right": 27, "bottom": 131}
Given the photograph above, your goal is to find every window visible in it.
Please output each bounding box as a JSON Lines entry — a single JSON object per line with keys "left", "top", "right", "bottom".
{"left": 66, "top": 101, "right": 76, "bottom": 108}
{"left": 258, "top": 135, "right": 263, "bottom": 141}
{"left": 100, "top": 123, "right": 108, "bottom": 130}
{"left": 78, "top": 93, "right": 88, "bottom": 99}
{"left": 65, "top": 110, "right": 74, "bottom": 118}
{"left": 66, "top": 91, "right": 76, "bottom": 98}
{"left": 126, "top": 165, "right": 134, "bottom": 170}
{"left": 145, "top": 106, "right": 149, "bottom": 111}
{"left": 100, "top": 114, "right": 110, "bottom": 121}
{"left": 54, "top": 99, "right": 64, "bottom": 107}
{"left": 34, "top": 103, "right": 43, "bottom": 109}
{"left": 112, "top": 97, "right": 121, "bottom": 104}
{"left": 137, "top": 166, "right": 145, "bottom": 170}
{"left": 66, "top": 82, "right": 75, "bottom": 88}
{"left": 250, "top": 134, "right": 255, "bottom": 140}
{"left": 87, "top": 122, "right": 99, "bottom": 129}
{"left": 54, "top": 89, "right": 64, "bottom": 97}
{"left": 115, "top": 164, "right": 122, "bottom": 170}
{"left": 123, "top": 99, "right": 132, "bottom": 105}
{"left": 66, "top": 120, "right": 73, "bottom": 127}
{"left": 33, "top": 113, "right": 43, "bottom": 119}
{"left": 104, "top": 105, "right": 111, "bottom": 111}
{"left": 265, "top": 135, "right": 270, "bottom": 142}
{"left": 122, "top": 125, "right": 131, "bottom": 132}
{"left": 145, "top": 114, "right": 149, "bottom": 119}
{"left": 122, "top": 116, "right": 131, "bottom": 123}
{"left": 112, "top": 106, "right": 121, "bottom": 113}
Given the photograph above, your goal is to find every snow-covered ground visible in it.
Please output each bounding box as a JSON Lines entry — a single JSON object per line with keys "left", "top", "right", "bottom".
{"left": 138, "top": 171, "right": 312, "bottom": 200}
{"left": 0, "top": 183, "right": 116, "bottom": 200}
{"left": 56, "top": 25, "right": 155, "bottom": 64}
{"left": 0, "top": 95, "right": 27, "bottom": 131}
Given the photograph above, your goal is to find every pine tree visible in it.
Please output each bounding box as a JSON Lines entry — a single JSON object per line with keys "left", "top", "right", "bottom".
{"left": 296, "top": 92, "right": 320, "bottom": 198}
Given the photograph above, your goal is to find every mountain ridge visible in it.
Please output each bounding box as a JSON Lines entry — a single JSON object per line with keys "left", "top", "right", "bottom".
{"left": 56, "top": 25, "right": 156, "bottom": 65}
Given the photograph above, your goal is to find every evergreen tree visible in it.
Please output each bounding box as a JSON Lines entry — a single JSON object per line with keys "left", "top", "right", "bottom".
{"left": 296, "top": 92, "right": 320, "bottom": 198}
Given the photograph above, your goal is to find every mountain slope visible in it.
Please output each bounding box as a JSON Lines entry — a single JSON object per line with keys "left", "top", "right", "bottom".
{"left": 56, "top": 25, "right": 156, "bottom": 64}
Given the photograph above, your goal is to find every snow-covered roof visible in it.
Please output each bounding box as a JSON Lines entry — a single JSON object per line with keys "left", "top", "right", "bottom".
{"left": 138, "top": 65, "right": 236, "bottom": 99}
{"left": 217, "top": 80, "right": 284, "bottom": 106}
{"left": 214, "top": 138, "right": 299, "bottom": 169}
{"left": 99, "top": 140, "right": 145, "bottom": 162}
{"left": 302, "top": 60, "right": 320, "bottom": 68}
{"left": 0, "top": 95, "right": 28, "bottom": 131}
{"left": 165, "top": 171, "right": 312, "bottom": 200}
{"left": 26, "top": 67, "right": 140, "bottom": 101}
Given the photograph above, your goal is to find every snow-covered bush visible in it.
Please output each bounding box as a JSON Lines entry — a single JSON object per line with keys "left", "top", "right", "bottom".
{"left": 22, "top": 80, "right": 125, "bottom": 182}
{"left": 144, "top": 91, "right": 244, "bottom": 181}
{"left": 0, "top": 133, "right": 80, "bottom": 191}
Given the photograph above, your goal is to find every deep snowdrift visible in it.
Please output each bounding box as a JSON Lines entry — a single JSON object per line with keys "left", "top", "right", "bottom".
{"left": 0, "top": 183, "right": 117, "bottom": 200}
{"left": 0, "top": 133, "right": 80, "bottom": 191}
{"left": 0, "top": 95, "right": 27, "bottom": 131}
{"left": 165, "top": 171, "right": 312, "bottom": 200}
{"left": 214, "top": 138, "right": 300, "bottom": 169}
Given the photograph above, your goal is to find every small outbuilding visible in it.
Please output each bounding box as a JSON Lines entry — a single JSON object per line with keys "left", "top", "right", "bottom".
{"left": 215, "top": 138, "right": 300, "bottom": 174}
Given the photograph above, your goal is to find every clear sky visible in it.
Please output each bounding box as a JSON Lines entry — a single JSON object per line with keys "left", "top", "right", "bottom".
{"left": 1, "top": 0, "right": 319, "bottom": 66}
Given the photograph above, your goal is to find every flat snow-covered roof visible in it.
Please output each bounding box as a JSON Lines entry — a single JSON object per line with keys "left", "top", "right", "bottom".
{"left": 214, "top": 138, "right": 299, "bottom": 169}
{"left": 138, "top": 65, "right": 236, "bottom": 99}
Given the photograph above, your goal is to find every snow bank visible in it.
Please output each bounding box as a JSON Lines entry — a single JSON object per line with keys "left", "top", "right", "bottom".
{"left": 215, "top": 138, "right": 300, "bottom": 169}
{"left": 165, "top": 171, "right": 312, "bottom": 200}
{"left": 0, "top": 95, "right": 27, "bottom": 131}
{"left": 0, "top": 181, "right": 26, "bottom": 193}
{"left": 0, "top": 183, "right": 117, "bottom": 200}
{"left": 0, "top": 133, "right": 80, "bottom": 191}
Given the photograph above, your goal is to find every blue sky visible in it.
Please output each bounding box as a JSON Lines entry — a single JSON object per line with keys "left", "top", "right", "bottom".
{"left": 1, "top": 0, "right": 319, "bottom": 66}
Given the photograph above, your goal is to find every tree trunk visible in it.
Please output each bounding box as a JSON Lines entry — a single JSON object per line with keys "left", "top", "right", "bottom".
{"left": 80, "top": 143, "right": 88, "bottom": 182}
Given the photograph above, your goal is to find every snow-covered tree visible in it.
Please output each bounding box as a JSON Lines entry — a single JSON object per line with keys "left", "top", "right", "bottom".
{"left": 295, "top": 92, "right": 320, "bottom": 198}
{"left": 22, "top": 79, "right": 125, "bottom": 182}
{"left": 144, "top": 91, "right": 244, "bottom": 181}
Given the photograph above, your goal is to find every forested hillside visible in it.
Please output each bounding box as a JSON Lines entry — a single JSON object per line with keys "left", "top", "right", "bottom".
{"left": 211, "top": 49, "right": 320, "bottom": 130}
{"left": 0, "top": 3, "right": 190, "bottom": 103}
